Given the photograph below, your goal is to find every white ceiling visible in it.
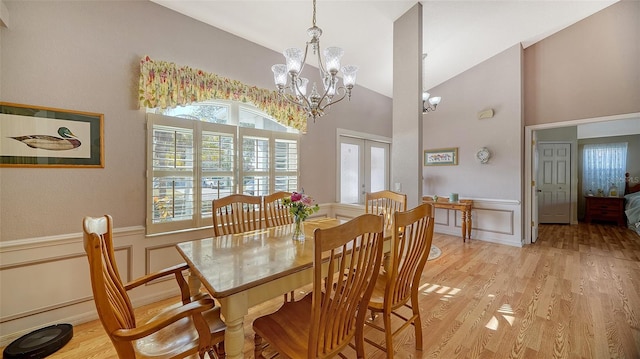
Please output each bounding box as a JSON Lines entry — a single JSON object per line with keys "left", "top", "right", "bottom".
{"left": 151, "top": 0, "right": 618, "bottom": 98}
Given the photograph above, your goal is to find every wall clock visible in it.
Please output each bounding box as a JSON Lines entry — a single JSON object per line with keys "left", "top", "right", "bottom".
{"left": 476, "top": 147, "right": 491, "bottom": 164}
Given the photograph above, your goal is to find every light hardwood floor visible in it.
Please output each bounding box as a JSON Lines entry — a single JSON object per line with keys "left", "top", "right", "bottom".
{"left": 5, "top": 222, "right": 639, "bottom": 358}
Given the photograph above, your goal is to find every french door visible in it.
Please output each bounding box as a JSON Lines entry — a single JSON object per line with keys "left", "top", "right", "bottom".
{"left": 338, "top": 136, "right": 390, "bottom": 204}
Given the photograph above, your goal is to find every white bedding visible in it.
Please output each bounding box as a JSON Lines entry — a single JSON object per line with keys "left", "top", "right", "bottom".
{"left": 625, "top": 191, "right": 640, "bottom": 235}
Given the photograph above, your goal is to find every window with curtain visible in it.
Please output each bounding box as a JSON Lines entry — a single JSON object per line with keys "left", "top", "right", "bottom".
{"left": 146, "top": 101, "right": 300, "bottom": 235}
{"left": 582, "top": 142, "right": 627, "bottom": 196}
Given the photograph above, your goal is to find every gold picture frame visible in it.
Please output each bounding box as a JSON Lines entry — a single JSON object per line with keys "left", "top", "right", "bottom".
{"left": 424, "top": 147, "right": 458, "bottom": 166}
{"left": 0, "top": 102, "right": 104, "bottom": 167}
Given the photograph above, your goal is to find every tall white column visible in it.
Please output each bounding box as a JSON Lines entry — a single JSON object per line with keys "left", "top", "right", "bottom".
{"left": 392, "top": 3, "right": 423, "bottom": 208}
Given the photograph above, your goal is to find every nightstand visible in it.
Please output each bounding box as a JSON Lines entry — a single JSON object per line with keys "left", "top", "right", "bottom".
{"left": 584, "top": 196, "right": 625, "bottom": 226}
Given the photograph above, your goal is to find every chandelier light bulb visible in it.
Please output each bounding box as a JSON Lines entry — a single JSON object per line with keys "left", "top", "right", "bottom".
{"left": 284, "top": 48, "right": 304, "bottom": 74}
{"left": 429, "top": 97, "right": 441, "bottom": 106}
{"left": 323, "top": 47, "right": 344, "bottom": 74}
{"left": 297, "top": 77, "right": 309, "bottom": 97}
{"left": 341, "top": 65, "right": 358, "bottom": 88}
{"left": 271, "top": 64, "right": 288, "bottom": 87}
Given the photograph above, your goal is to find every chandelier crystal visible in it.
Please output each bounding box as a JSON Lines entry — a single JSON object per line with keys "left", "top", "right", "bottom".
{"left": 271, "top": 0, "right": 358, "bottom": 121}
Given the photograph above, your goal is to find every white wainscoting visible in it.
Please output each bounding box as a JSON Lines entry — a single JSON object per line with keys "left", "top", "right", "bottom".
{"left": 431, "top": 198, "right": 523, "bottom": 247}
{"left": 0, "top": 200, "right": 520, "bottom": 346}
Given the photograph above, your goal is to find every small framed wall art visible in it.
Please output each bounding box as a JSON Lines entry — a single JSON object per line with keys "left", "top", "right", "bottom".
{"left": 424, "top": 147, "right": 458, "bottom": 166}
{"left": 0, "top": 102, "right": 104, "bottom": 168}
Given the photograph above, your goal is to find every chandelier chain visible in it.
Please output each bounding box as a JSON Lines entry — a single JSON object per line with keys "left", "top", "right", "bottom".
{"left": 312, "top": 0, "right": 316, "bottom": 27}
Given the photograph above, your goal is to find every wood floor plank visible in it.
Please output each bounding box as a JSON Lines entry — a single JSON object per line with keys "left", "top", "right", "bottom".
{"left": 3, "top": 222, "right": 639, "bottom": 358}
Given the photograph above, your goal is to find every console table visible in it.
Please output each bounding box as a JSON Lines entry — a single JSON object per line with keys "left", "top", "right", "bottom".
{"left": 422, "top": 197, "right": 473, "bottom": 241}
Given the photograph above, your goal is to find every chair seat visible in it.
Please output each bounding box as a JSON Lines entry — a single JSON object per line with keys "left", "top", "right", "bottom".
{"left": 253, "top": 294, "right": 314, "bottom": 358}
{"left": 135, "top": 307, "right": 225, "bottom": 359}
{"left": 367, "top": 273, "right": 389, "bottom": 311}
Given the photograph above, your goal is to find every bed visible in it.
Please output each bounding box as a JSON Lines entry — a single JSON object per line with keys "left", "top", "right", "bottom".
{"left": 624, "top": 173, "right": 640, "bottom": 235}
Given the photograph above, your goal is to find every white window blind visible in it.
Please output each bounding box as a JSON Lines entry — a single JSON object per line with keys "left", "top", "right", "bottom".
{"left": 275, "top": 138, "right": 299, "bottom": 192}
{"left": 148, "top": 116, "right": 196, "bottom": 233}
{"left": 582, "top": 142, "right": 627, "bottom": 196}
{"left": 146, "top": 102, "right": 300, "bottom": 235}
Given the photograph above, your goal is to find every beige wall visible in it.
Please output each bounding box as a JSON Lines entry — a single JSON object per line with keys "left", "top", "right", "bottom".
{"left": 524, "top": 0, "right": 640, "bottom": 125}
{"left": 422, "top": 44, "right": 524, "bottom": 201}
{"left": 0, "top": 0, "right": 391, "bottom": 241}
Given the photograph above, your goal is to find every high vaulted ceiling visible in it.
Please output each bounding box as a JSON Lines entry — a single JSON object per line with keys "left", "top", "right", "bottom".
{"left": 151, "top": 0, "right": 618, "bottom": 98}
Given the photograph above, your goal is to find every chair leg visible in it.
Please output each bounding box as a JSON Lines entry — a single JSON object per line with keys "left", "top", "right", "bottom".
{"left": 355, "top": 320, "right": 365, "bottom": 359}
{"left": 412, "top": 296, "right": 423, "bottom": 351}
{"left": 216, "top": 341, "right": 226, "bottom": 359}
{"left": 254, "top": 333, "right": 267, "bottom": 359}
{"left": 383, "top": 311, "right": 394, "bottom": 359}
{"left": 283, "top": 290, "right": 295, "bottom": 302}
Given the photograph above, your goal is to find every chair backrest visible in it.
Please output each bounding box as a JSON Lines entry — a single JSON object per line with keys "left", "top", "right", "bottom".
{"left": 386, "top": 203, "right": 435, "bottom": 310}
{"left": 365, "top": 190, "right": 407, "bottom": 232}
{"left": 263, "top": 191, "right": 293, "bottom": 227}
{"left": 310, "top": 214, "right": 385, "bottom": 358}
{"left": 212, "top": 194, "right": 263, "bottom": 236}
{"left": 83, "top": 215, "right": 137, "bottom": 357}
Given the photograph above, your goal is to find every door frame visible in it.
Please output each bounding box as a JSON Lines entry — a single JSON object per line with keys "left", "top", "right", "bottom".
{"left": 524, "top": 112, "right": 640, "bottom": 244}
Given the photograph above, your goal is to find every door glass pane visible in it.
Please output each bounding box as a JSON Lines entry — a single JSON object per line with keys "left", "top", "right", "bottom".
{"left": 340, "top": 143, "right": 360, "bottom": 204}
{"left": 370, "top": 146, "right": 385, "bottom": 192}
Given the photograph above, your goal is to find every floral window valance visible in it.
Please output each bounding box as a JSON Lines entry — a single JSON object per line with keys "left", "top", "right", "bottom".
{"left": 138, "top": 56, "right": 307, "bottom": 132}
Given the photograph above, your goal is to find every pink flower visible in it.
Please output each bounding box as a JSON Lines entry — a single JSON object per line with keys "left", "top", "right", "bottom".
{"left": 301, "top": 196, "right": 313, "bottom": 206}
{"left": 291, "top": 192, "right": 302, "bottom": 202}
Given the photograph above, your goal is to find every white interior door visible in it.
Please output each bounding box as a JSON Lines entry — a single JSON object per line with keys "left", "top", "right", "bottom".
{"left": 537, "top": 142, "right": 571, "bottom": 224}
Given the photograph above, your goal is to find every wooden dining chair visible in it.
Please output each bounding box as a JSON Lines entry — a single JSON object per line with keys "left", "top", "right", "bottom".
{"left": 212, "top": 194, "right": 263, "bottom": 236}
{"left": 362, "top": 203, "right": 435, "bottom": 358}
{"left": 253, "top": 214, "right": 385, "bottom": 359}
{"left": 263, "top": 191, "right": 301, "bottom": 302}
{"left": 263, "top": 191, "right": 293, "bottom": 227}
{"left": 365, "top": 190, "right": 407, "bottom": 232}
{"left": 82, "top": 215, "right": 226, "bottom": 359}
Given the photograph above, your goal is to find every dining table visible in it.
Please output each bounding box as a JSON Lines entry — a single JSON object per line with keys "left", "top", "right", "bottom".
{"left": 175, "top": 217, "right": 387, "bottom": 359}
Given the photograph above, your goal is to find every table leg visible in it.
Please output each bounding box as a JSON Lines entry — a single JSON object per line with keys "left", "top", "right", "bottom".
{"left": 219, "top": 296, "right": 249, "bottom": 359}
{"left": 187, "top": 271, "right": 202, "bottom": 297}
{"left": 466, "top": 208, "right": 472, "bottom": 240}
{"left": 461, "top": 210, "right": 467, "bottom": 242}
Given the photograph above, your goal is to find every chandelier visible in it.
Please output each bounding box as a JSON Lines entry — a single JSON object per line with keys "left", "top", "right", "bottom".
{"left": 271, "top": 0, "right": 358, "bottom": 121}
{"left": 422, "top": 53, "right": 441, "bottom": 113}
{"left": 422, "top": 92, "right": 441, "bottom": 112}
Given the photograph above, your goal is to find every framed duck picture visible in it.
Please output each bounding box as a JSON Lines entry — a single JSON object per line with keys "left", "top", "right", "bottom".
{"left": 0, "top": 102, "right": 104, "bottom": 168}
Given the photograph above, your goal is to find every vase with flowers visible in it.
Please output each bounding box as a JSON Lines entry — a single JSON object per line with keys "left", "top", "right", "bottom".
{"left": 283, "top": 191, "right": 320, "bottom": 241}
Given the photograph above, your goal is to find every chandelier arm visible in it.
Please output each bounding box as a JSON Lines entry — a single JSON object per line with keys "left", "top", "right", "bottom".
{"left": 315, "top": 40, "right": 328, "bottom": 78}
{"left": 316, "top": 86, "right": 349, "bottom": 112}
{"left": 279, "top": 90, "right": 308, "bottom": 109}
{"left": 297, "top": 42, "right": 312, "bottom": 77}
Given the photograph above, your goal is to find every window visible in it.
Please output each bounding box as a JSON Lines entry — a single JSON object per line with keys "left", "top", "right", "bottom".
{"left": 147, "top": 101, "right": 299, "bottom": 234}
{"left": 582, "top": 142, "right": 627, "bottom": 196}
